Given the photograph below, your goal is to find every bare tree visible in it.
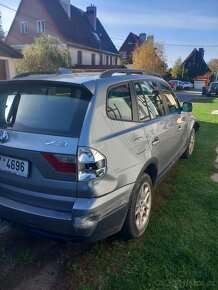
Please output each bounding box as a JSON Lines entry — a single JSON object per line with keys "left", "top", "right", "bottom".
{"left": 207, "top": 58, "right": 218, "bottom": 72}
{"left": 0, "top": 11, "right": 5, "bottom": 40}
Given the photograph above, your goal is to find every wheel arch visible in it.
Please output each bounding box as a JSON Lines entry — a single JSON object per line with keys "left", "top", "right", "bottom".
{"left": 137, "top": 158, "right": 159, "bottom": 187}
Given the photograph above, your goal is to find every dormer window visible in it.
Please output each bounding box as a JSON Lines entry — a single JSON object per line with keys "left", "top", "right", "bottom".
{"left": 20, "top": 22, "right": 28, "bottom": 34}
{"left": 37, "top": 20, "right": 45, "bottom": 34}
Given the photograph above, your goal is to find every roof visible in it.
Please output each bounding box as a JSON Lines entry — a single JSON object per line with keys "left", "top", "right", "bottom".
{"left": 183, "top": 48, "right": 211, "bottom": 78}
{"left": 119, "top": 32, "right": 140, "bottom": 53}
{"left": 0, "top": 40, "right": 23, "bottom": 58}
{"left": 42, "top": 0, "right": 120, "bottom": 56}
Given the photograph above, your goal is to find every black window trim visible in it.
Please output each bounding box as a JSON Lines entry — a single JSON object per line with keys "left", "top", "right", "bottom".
{"left": 131, "top": 81, "right": 152, "bottom": 123}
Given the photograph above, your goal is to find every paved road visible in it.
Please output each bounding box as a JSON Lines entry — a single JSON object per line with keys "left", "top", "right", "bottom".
{"left": 176, "top": 89, "right": 203, "bottom": 102}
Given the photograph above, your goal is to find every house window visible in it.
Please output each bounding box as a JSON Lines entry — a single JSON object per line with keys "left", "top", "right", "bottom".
{"left": 115, "top": 58, "right": 118, "bottom": 66}
{"left": 91, "top": 53, "right": 96, "bottom": 65}
{"left": 106, "top": 56, "right": 109, "bottom": 65}
{"left": 103, "top": 55, "right": 106, "bottom": 65}
{"left": 122, "top": 51, "right": 127, "bottom": 59}
{"left": 20, "top": 22, "right": 28, "bottom": 34}
{"left": 77, "top": 51, "right": 82, "bottom": 65}
{"left": 99, "top": 54, "right": 103, "bottom": 65}
{"left": 37, "top": 20, "right": 45, "bottom": 34}
{"left": 110, "top": 56, "right": 112, "bottom": 65}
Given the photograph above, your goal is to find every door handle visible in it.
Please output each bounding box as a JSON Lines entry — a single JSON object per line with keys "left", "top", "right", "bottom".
{"left": 152, "top": 137, "right": 160, "bottom": 146}
{"left": 177, "top": 125, "right": 182, "bottom": 131}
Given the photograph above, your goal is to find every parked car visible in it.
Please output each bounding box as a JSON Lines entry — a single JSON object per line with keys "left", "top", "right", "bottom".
{"left": 0, "top": 69, "right": 198, "bottom": 242}
{"left": 207, "top": 82, "right": 218, "bottom": 97}
{"left": 182, "top": 81, "right": 193, "bottom": 90}
{"left": 169, "top": 80, "right": 185, "bottom": 90}
{"left": 168, "top": 80, "right": 177, "bottom": 90}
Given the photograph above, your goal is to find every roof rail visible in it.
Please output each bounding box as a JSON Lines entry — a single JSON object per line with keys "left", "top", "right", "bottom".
{"left": 57, "top": 67, "right": 72, "bottom": 75}
{"left": 100, "top": 69, "right": 162, "bottom": 78}
{"left": 14, "top": 71, "right": 54, "bottom": 79}
{"left": 14, "top": 67, "right": 72, "bottom": 79}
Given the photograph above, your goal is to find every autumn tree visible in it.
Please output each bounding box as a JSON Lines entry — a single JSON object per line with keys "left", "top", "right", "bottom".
{"left": 132, "top": 38, "right": 167, "bottom": 74}
{"left": 15, "top": 35, "right": 71, "bottom": 75}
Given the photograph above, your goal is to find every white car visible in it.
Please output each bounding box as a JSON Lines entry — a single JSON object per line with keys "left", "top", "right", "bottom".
{"left": 182, "top": 81, "right": 193, "bottom": 90}
{"left": 169, "top": 80, "right": 185, "bottom": 90}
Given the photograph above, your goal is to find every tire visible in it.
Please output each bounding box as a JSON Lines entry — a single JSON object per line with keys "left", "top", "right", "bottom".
{"left": 122, "top": 173, "right": 153, "bottom": 238}
{"left": 183, "top": 128, "right": 195, "bottom": 159}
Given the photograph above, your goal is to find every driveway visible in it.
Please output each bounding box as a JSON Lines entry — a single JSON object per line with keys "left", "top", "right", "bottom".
{"left": 176, "top": 89, "right": 203, "bottom": 102}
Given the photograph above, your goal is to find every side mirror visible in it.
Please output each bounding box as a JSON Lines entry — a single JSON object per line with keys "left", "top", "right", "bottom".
{"left": 182, "top": 102, "right": 192, "bottom": 112}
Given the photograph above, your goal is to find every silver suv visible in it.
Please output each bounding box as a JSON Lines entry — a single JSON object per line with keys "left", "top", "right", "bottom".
{"left": 0, "top": 69, "right": 197, "bottom": 242}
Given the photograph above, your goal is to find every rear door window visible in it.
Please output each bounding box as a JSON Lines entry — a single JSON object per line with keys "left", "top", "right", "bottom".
{"left": 107, "top": 83, "right": 133, "bottom": 121}
{"left": 0, "top": 81, "right": 92, "bottom": 137}
{"left": 159, "top": 83, "right": 180, "bottom": 114}
{"left": 140, "top": 81, "right": 166, "bottom": 118}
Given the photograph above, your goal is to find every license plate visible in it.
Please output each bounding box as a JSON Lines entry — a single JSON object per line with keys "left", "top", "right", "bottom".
{"left": 0, "top": 155, "right": 29, "bottom": 177}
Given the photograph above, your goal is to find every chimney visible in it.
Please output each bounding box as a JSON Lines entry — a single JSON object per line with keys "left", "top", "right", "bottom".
{"left": 86, "top": 5, "right": 97, "bottom": 30}
{"left": 59, "top": 0, "right": 71, "bottom": 18}
{"left": 199, "top": 48, "right": 204, "bottom": 59}
{"left": 146, "top": 35, "right": 154, "bottom": 42}
{"left": 139, "top": 33, "right": 146, "bottom": 44}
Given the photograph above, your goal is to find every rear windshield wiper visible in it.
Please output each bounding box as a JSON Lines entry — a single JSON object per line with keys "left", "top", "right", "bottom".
{"left": 6, "top": 91, "right": 21, "bottom": 127}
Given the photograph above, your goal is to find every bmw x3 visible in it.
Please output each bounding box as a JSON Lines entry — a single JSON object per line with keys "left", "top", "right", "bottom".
{"left": 0, "top": 69, "right": 197, "bottom": 242}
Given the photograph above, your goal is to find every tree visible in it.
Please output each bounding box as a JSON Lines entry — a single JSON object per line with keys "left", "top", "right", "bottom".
{"left": 171, "top": 57, "right": 188, "bottom": 79}
{"left": 207, "top": 58, "right": 218, "bottom": 73}
{"left": 15, "top": 35, "right": 72, "bottom": 75}
{"left": 0, "top": 11, "right": 5, "bottom": 40}
{"left": 171, "top": 57, "right": 182, "bottom": 78}
{"left": 208, "top": 58, "right": 218, "bottom": 81}
{"left": 132, "top": 38, "right": 167, "bottom": 74}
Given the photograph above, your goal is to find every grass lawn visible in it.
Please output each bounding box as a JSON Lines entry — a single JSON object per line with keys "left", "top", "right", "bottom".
{"left": 61, "top": 98, "right": 218, "bottom": 290}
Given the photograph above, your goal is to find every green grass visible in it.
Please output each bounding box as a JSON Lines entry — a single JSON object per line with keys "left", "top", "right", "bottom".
{"left": 11, "top": 249, "right": 38, "bottom": 267}
{"left": 65, "top": 98, "right": 218, "bottom": 289}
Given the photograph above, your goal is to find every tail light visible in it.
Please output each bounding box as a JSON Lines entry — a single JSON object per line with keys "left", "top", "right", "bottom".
{"left": 78, "top": 147, "right": 106, "bottom": 181}
{"left": 41, "top": 153, "right": 76, "bottom": 173}
{"left": 41, "top": 147, "right": 106, "bottom": 181}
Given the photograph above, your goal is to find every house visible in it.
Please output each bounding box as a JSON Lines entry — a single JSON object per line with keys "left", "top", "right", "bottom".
{"left": 182, "top": 48, "right": 211, "bottom": 80}
{"left": 0, "top": 39, "right": 23, "bottom": 80}
{"left": 6, "top": 0, "right": 121, "bottom": 67}
{"left": 119, "top": 33, "right": 152, "bottom": 65}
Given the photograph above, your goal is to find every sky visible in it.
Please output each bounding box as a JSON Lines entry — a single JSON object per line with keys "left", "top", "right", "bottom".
{"left": 0, "top": 0, "right": 218, "bottom": 67}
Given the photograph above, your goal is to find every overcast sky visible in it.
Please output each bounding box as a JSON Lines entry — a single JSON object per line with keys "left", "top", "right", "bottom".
{"left": 0, "top": 0, "right": 218, "bottom": 67}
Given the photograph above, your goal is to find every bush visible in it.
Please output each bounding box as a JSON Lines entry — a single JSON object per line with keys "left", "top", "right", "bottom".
{"left": 15, "top": 35, "right": 71, "bottom": 75}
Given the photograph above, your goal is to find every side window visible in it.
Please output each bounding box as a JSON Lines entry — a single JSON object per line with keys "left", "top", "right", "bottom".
{"left": 134, "top": 83, "right": 150, "bottom": 122}
{"left": 159, "top": 83, "right": 180, "bottom": 114}
{"left": 107, "top": 83, "right": 133, "bottom": 121}
{"left": 37, "top": 20, "right": 45, "bottom": 34}
{"left": 141, "top": 81, "right": 166, "bottom": 118}
{"left": 20, "top": 22, "right": 28, "bottom": 35}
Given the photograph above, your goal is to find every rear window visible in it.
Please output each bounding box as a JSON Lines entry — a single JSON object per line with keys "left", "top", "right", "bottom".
{"left": 0, "top": 81, "right": 92, "bottom": 137}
